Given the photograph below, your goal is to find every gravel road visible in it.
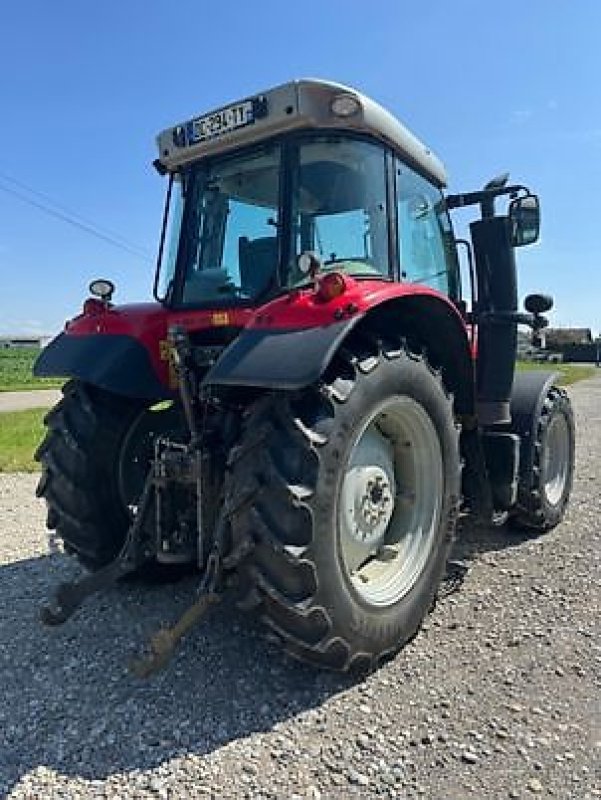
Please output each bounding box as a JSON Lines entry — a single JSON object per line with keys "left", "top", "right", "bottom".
{"left": 0, "top": 389, "right": 61, "bottom": 412}
{"left": 1, "top": 377, "right": 599, "bottom": 799}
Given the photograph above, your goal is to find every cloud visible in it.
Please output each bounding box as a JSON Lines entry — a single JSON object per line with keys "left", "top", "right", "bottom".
{"left": 512, "top": 109, "right": 534, "bottom": 124}
{"left": 511, "top": 100, "right": 558, "bottom": 125}
{"left": 557, "top": 128, "right": 601, "bottom": 144}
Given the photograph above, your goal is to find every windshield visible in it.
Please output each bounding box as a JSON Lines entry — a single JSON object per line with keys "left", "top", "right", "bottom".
{"left": 154, "top": 136, "right": 395, "bottom": 307}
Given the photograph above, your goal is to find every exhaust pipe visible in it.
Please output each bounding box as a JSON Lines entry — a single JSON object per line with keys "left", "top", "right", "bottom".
{"left": 470, "top": 214, "right": 518, "bottom": 426}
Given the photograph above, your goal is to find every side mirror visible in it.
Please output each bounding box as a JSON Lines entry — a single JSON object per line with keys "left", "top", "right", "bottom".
{"left": 509, "top": 194, "right": 540, "bottom": 247}
{"left": 525, "top": 293, "right": 553, "bottom": 314}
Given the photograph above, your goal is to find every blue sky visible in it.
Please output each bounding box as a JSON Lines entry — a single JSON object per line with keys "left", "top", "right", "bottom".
{"left": 1, "top": 1, "right": 599, "bottom": 336}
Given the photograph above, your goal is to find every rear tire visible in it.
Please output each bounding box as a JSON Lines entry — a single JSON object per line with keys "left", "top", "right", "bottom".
{"left": 36, "top": 380, "right": 176, "bottom": 571}
{"left": 510, "top": 386, "right": 575, "bottom": 532}
{"left": 226, "top": 340, "right": 461, "bottom": 672}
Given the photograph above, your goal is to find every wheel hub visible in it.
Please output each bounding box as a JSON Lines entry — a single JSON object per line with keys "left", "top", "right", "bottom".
{"left": 353, "top": 467, "right": 394, "bottom": 542}
{"left": 341, "top": 427, "right": 396, "bottom": 550}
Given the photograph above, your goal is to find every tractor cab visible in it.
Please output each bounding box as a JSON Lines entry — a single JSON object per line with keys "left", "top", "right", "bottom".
{"left": 153, "top": 80, "right": 459, "bottom": 311}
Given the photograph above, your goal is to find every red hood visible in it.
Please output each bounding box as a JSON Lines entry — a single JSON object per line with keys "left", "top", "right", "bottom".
{"left": 61, "top": 279, "right": 466, "bottom": 392}
{"left": 67, "top": 301, "right": 254, "bottom": 337}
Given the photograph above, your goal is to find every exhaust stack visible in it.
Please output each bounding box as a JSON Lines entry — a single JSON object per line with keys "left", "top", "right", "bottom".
{"left": 470, "top": 215, "right": 518, "bottom": 425}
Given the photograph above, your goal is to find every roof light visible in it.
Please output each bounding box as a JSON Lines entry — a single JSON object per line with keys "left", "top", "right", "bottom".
{"left": 330, "top": 93, "right": 361, "bottom": 118}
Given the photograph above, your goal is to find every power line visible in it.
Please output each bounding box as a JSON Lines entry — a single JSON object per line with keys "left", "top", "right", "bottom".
{"left": 0, "top": 171, "right": 152, "bottom": 256}
{"left": 0, "top": 171, "right": 154, "bottom": 262}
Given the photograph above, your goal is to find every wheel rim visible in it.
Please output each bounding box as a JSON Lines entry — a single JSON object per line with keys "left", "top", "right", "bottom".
{"left": 542, "top": 412, "right": 570, "bottom": 507}
{"left": 338, "top": 397, "right": 444, "bottom": 607}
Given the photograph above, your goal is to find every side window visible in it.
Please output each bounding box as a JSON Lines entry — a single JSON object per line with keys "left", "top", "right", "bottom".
{"left": 396, "top": 161, "right": 457, "bottom": 296}
{"left": 156, "top": 175, "right": 184, "bottom": 300}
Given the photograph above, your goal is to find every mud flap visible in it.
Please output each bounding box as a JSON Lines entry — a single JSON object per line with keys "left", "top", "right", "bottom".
{"left": 203, "top": 318, "right": 360, "bottom": 389}
{"left": 508, "top": 370, "right": 557, "bottom": 489}
{"left": 34, "top": 333, "right": 171, "bottom": 400}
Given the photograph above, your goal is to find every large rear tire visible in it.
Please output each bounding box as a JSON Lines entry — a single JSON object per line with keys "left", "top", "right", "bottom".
{"left": 510, "top": 386, "right": 575, "bottom": 532}
{"left": 35, "top": 380, "right": 176, "bottom": 571}
{"left": 226, "top": 341, "right": 461, "bottom": 671}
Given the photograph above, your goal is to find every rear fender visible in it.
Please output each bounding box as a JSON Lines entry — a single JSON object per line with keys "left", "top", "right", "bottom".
{"left": 34, "top": 332, "right": 173, "bottom": 400}
{"left": 507, "top": 369, "right": 558, "bottom": 487}
{"left": 203, "top": 318, "right": 361, "bottom": 390}
{"left": 351, "top": 294, "right": 475, "bottom": 415}
{"left": 205, "top": 288, "right": 475, "bottom": 416}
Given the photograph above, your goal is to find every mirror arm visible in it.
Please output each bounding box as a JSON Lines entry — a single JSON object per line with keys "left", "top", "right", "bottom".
{"left": 474, "top": 310, "right": 548, "bottom": 330}
{"left": 446, "top": 185, "right": 529, "bottom": 211}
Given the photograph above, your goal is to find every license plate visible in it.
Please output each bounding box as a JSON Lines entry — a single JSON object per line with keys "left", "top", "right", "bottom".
{"left": 188, "top": 100, "right": 254, "bottom": 145}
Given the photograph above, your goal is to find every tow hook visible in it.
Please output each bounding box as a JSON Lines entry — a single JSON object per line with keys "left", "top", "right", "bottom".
{"left": 129, "top": 510, "right": 228, "bottom": 678}
{"left": 129, "top": 550, "right": 222, "bottom": 678}
{"left": 40, "top": 473, "right": 227, "bottom": 678}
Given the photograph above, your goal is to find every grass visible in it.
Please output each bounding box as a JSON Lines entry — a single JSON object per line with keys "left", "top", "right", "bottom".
{"left": 0, "top": 360, "right": 595, "bottom": 474}
{"left": 0, "top": 347, "right": 63, "bottom": 391}
{"left": 0, "top": 408, "right": 46, "bottom": 472}
{"left": 515, "top": 360, "right": 597, "bottom": 386}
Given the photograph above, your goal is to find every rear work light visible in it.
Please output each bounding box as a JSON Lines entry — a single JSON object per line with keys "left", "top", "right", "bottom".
{"left": 316, "top": 272, "right": 347, "bottom": 302}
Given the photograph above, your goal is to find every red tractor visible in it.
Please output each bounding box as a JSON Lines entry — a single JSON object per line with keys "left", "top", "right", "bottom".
{"left": 35, "top": 80, "right": 575, "bottom": 673}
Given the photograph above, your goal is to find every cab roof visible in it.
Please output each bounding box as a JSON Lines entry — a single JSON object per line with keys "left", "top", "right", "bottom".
{"left": 156, "top": 79, "right": 447, "bottom": 188}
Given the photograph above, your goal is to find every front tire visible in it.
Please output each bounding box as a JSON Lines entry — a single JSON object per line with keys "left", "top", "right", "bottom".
{"left": 226, "top": 341, "right": 461, "bottom": 671}
{"left": 510, "top": 386, "right": 575, "bottom": 532}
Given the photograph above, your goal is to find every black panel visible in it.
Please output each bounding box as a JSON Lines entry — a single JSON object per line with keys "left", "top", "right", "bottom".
{"left": 507, "top": 370, "right": 557, "bottom": 489}
{"left": 203, "top": 320, "right": 358, "bottom": 389}
{"left": 34, "top": 333, "right": 172, "bottom": 400}
{"left": 471, "top": 215, "right": 518, "bottom": 424}
{"left": 482, "top": 431, "right": 520, "bottom": 510}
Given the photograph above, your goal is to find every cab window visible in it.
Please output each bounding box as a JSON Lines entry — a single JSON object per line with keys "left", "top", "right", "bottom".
{"left": 396, "top": 161, "right": 458, "bottom": 297}
{"left": 288, "top": 137, "right": 391, "bottom": 284}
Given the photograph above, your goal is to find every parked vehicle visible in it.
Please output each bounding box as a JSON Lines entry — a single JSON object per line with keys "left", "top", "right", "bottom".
{"left": 35, "top": 79, "right": 575, "bottom": 672}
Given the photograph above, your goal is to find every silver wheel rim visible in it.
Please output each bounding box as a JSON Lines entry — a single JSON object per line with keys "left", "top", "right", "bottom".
{"left": 542, "top": 413, "right": 570, "bottom": 507}
{"left": 338, "top": 397, "right": 444, "bottom": 607}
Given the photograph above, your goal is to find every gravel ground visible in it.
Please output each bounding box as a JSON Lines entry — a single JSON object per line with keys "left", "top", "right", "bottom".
{"left": 1, "top": 377, "right": 600, "bottom": 800}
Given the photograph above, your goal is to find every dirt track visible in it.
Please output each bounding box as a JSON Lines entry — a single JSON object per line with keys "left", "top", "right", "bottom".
{"left": 0, "top": 376, "right": 599, "bottom": 799}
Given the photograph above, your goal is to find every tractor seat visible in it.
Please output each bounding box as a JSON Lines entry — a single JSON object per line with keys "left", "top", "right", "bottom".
{"left": 238, "top": 236, "right": 277, "bottom": 297}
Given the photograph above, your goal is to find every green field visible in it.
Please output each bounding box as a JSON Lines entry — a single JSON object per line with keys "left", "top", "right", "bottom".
{"left": 515, "top": 360, "right": 596, "bottom": 386}
{"left": 0, "top": 408, "right": 46, "bottom": 472}
{"left": 0, "top": 347, "right": 63, "bottom": 391}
